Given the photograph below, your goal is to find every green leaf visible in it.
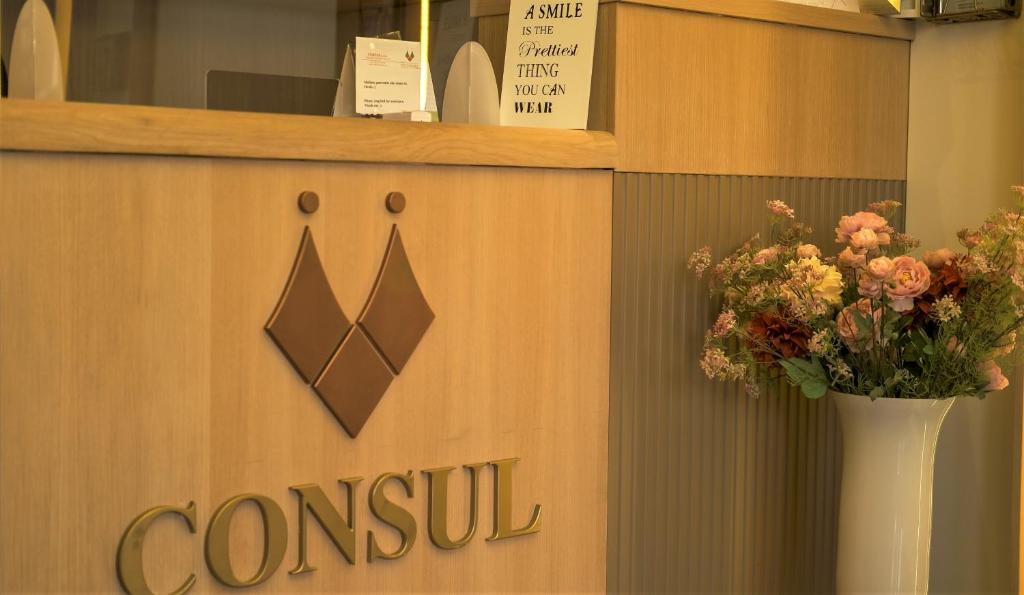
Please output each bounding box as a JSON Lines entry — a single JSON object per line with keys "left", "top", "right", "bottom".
{"left": 852, "top": 310, "right": 874, "bottom": 337}
{"left": 869, "top": 386, "right": 885, "bottom": 400}
{"left": 780, "top": 357, "right": 827, "bottom": 399}
{"left": 778, "top": 359, "right": 806, "bottom": 385}
{"left": 801, "top": 379, "right": 827, "bottom": 399}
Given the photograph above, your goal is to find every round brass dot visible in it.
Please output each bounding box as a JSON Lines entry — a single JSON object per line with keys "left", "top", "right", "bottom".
{"left": 297, "top": 191, "right": 320, "bottom": 214}
{"left": 386, "top": 192, "right": 406, "bottom": 214}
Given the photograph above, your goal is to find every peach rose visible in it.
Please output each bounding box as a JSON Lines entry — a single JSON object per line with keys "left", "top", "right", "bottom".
{"left": 835, "top": 211, "right": 888, "bottom": 243}
{"left": 838, "top": 247, "right": 867, "bottom": 269}
{"left": 886, "top": 256, "right": 931, "bottom": 312}
{"left": 796, "top": 243, "right": 822, "bottom": 259}
{"left": 849, "top": 229, "right": 880, "bottom": 253}
{"left": 858, "top": 257, "right": 895, "bottom": 298}
{"left": 923, "top": 249, "right": 957, "bottom": 269}
{"left": 865, "top": 256, "right": 895, "bottom": 279}
{"left": 836, "top": 299, "right": 882, "bottom": 353}
{"left": 979, "top": 360, "right": 1009, "bottom": 392}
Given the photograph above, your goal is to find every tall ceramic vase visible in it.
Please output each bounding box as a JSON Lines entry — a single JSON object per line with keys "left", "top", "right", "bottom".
{"left": 832, "top": 391, "right": 957, "bottom": 595}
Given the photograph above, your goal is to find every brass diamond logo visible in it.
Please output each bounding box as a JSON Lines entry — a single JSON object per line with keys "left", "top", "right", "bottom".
{"left": 266, "top": 225, "right": 434, "bottom": 438}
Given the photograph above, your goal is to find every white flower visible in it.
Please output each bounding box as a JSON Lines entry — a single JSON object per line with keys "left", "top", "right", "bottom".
{"left": 931, "top": 296, "right": 962, "bottom": 324}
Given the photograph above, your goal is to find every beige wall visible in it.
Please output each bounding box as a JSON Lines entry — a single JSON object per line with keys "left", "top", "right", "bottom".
{"left": 906, "top": 15, "right": 1024, "bottom": 595}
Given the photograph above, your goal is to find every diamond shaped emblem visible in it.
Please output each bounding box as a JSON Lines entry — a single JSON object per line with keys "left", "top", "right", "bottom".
{"left": 313, "top": 327, "right": 394, "bottom": 437}
{"left": 359, "top": 226, "right": 435, "bottom": 373}
{"left": 266, "top": 225, "right": 433, "bottom": 438}
{"left": 265, "top": 228, "right": 351, "bottom": 383}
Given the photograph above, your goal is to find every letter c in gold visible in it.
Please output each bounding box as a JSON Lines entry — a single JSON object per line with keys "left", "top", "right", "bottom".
{"left": 116, "top": 502, "right": 198, "bottom": 595}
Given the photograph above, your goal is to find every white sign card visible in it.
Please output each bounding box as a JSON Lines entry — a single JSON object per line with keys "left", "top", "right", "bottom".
{"left": 499, "top": 0, "right": 598, "bottom": 129}
{"left": 354, "top": 37, "right": 438, "bottom": 116}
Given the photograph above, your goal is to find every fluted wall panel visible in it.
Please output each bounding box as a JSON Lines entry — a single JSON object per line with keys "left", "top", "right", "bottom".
{"left": 608, "top": 174, "right": 907, "bottom": 594}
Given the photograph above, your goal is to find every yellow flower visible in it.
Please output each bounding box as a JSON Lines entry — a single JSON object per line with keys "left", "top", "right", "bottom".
{"left": 786, "top": 257, "right": 844, "bottom": 305}
{"left": 812, "top": 263, "right": 844, "bottom": 305}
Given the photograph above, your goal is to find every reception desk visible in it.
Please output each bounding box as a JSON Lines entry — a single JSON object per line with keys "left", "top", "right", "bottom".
{"left": 1, "top": 0, "right": 927, "bottom": 592}
{"left": 0, "top": 99, "right": 615, "bottom": 593}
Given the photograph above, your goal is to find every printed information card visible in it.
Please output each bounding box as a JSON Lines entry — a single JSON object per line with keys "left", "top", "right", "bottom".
{"left": 355, "top": 37, "right": 437, "bottom": 116}
{"left": 499, "top": 0, "right": 598, "bottom": 129}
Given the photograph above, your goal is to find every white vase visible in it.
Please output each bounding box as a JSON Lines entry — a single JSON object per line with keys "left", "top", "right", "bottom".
{"left": 832, "top": 391, "right": 957, "bottom": 595}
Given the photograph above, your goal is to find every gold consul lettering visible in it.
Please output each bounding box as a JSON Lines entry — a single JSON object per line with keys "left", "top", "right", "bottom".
{"left": 116, "top": 458, "right": 541, "bottom": 595}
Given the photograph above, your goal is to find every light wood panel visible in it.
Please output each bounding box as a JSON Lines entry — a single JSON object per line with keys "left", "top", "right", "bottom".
{"left": 0, "top": 151, "right": 611, "bottom": 593}
{"left": 622, "top": 0, "right": 913, "bottom": 40}
{"left": 0, "top": 99, "right": 617, "bottom": 169}
{"left": 612, "top": 3, "right": 910, "bottom": 178}
{"left": 471, "top": 0, "right": 915, "bottom": 40}
{"left": 608, "top": 173, "right": 906, "bottom": 594}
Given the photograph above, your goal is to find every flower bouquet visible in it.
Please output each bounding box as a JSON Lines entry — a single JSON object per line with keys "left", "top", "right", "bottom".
{"left": 689, "top": 191, "right": 1024, "bottom": 401}
{"left": 688, "top": 187, "right": 1024, "bottom": 594}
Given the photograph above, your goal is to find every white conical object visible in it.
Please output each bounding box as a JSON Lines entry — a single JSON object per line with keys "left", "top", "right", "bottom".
{"left": 332, "top": 44, "right": 356, "bottom": 117}
{"left": 441, "top": 42, "right": 499, "bottom": 126}
{"left": 9, "top": 0, "right": 65, "bottom": 101}
{"left": 833, "top": 391, "right": 957, "bottom": 595}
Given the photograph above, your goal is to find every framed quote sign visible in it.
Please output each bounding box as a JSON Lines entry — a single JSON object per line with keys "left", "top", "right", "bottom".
{"left": 499, "top": 0, "right": 599, "bottom": 129}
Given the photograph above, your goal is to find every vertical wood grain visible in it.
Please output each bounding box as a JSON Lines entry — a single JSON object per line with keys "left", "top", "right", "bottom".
{"left": 0, "top": 152, "right": 611, "bottom": 593}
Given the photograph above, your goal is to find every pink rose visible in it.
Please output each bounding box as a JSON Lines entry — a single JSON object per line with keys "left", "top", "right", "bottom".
{"left": 836, "top": 217, "right": 860, "bottom": 243}
{"left": 849, "top": 229, "right": 880, "bottom": 252}
{"left": 886, "top": 256, "right": 931, "bottom": 312}
{"left": 923, "top": 249, "right": 957, "bottom": 269}
{"left": 835, "top": 211, "right": 888, "bottom": 243}
{"left": 979, "top": 360, "right": 1009, "bottom": 392}
{"left": 836, "top": 299, "right": 882, "bottom": 352}
{"left": 796, "top": 243, "right": 821, "bottom": 259}
{"left": 865, "top": 256, "right": 895, "bottom": 279}
{"left": 876, "top": 231, "right": 892, "bottom": 246}
{"left": 857, "top": 273, "right": 883, "bottom": 299}
{"left": 753, "top": 246, "right": 781, "bottom": 265}
{"left": 838, "top": 247, "right": 866, "bottom": 269}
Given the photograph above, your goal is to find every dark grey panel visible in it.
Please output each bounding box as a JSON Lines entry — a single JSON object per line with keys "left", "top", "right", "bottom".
{"left": 608, "top": 174, "right": 906, "bottom": 594}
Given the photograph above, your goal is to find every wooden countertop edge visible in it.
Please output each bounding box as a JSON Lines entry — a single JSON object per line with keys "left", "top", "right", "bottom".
{"left": 0, "top": 99, "right": 618, "bottom": 170}
{"left": 470, "top": 0, "right": 915, "bottom": 40}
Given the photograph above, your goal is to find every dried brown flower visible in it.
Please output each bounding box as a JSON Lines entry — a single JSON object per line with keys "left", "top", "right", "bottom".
{"left": 746, "top": 311, "right": 813, "bottom": 363}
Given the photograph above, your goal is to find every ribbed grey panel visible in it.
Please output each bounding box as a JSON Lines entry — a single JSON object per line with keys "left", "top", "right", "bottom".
{"left": 608, "top": 174, "right": 907, "bottom": 594}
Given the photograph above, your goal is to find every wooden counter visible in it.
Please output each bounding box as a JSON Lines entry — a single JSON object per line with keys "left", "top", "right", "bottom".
{"left": 0, "top": 99, "right": 617, "bottom": 170}
{"left": 0, "top": 99, "right": 613, "bottom": 594}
